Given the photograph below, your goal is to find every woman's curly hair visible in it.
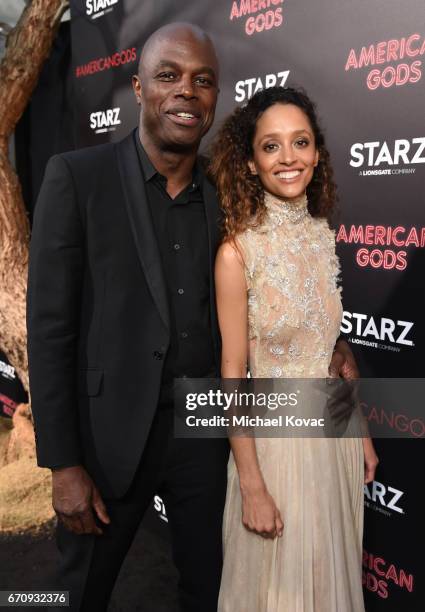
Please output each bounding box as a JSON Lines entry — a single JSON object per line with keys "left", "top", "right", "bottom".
{"left": 208, "top": 86, "right": 337, "bottom": 240}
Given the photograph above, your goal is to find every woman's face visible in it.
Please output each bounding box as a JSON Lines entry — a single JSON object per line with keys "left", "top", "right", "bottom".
{"left": 248, "top": 103, "right": 319, "bottom": 201}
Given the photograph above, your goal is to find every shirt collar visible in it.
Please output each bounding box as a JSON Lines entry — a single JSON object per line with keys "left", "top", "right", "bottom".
{"left": 134, "top": 128, "right": 201, "bottom": 190}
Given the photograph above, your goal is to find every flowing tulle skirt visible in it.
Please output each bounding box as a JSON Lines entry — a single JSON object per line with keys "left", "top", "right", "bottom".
{"left": 218, "top": 437, "right": 365, "bottom": 612}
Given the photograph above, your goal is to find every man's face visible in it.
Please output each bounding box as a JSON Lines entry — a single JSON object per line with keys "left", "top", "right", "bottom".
{"left": 133, "top": 32, "right": 219, "bottom": 151}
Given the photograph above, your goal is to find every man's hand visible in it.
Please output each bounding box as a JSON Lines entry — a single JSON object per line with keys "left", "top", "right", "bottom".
{"left": 363, "top": 437, "right": 379, "bottom": 484}
{"left": 52, "top": 465, "right": 110, "bottom": 535}
{"left": 328, "top": 338, "right": 359, "bottom": 380}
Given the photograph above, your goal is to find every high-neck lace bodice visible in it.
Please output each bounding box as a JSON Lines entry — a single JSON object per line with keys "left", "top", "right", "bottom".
{"left": 237, "top": 192, "right": 342, "bottom": 378}
{"left": 263, "top": 191, "right": 309, "bottom": 225}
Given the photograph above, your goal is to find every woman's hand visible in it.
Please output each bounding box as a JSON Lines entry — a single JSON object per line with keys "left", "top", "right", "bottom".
{"left": 241, "top": 482, "right": 284, "bottom": 539}
{"left": 363, "top": 437, "right": 379, "bottom": 484}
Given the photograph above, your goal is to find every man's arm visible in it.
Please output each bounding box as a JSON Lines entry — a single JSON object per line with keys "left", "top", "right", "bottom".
{"left": 27, "top": 154, "right": 84, "bottom": 468}
{"left": 329, "top": 337, "right": 379, "bottom": 483}
{"left": 27, "top": 155, "right": 110, "bottom": 535}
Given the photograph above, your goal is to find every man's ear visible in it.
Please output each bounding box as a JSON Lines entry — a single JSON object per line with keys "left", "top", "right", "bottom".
{"left": 132, "top": 75, "right": 142, "bottom": 105}
{"left": 248, "top": 160, "right": 257, "bottom": 175}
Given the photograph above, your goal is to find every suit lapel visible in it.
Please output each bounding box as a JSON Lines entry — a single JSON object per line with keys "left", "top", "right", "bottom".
{"left": 202, "top": 175, "right": 221, "bottom": 256}
{"left": 201, "top": 174, "right": 222, "bottom": 369}
{"left": 116, "top": 133, "right": 170, "bottom": 332}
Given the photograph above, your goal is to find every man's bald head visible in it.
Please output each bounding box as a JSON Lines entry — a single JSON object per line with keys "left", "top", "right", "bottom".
{"left": 138, "top": 22, "right": 219, "bottom": 79}
{"left": 132, "top": 22, "right": 219, "bottom": 153}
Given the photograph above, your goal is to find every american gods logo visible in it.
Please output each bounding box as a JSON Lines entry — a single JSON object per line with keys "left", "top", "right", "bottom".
{"left": 75, "top": 48, "right": 136, "bottom": 78}
{"left": 345, "top": 33, "right": 424, "bottom": 90}
{"left": 336, "top": 224, "right": 425, "bottom": 271}
{"left": 363, "top": 549, "right": 414, "bottom": 599}
{"left": 229, "top": 0, "right": 284, "bottom": 36}
{"left": 360, "top": 399, "right": 424, "bottom": 438}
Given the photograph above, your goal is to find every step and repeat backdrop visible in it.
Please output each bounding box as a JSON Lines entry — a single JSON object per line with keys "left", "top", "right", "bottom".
{"left": 68, "top": 1, "right": 424, "bottom": 609}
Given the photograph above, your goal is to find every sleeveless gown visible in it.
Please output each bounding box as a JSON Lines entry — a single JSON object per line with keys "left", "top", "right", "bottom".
{"left": 218, "top": 192, "right": 365, "bottom": 612}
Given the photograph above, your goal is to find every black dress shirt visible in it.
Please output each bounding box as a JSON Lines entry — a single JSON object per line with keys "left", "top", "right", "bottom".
{"left": 134, "top": 131, "right": 215, "bottom": 403}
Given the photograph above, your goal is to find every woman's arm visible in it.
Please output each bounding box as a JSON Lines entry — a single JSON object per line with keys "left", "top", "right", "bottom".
{"left": 215, "top": 241, "right": 283, "bottom": 538}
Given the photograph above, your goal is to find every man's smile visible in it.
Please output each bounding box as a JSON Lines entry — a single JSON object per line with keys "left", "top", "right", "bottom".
{"left": 166, "top": 107, "right": 202, "bottom": 127}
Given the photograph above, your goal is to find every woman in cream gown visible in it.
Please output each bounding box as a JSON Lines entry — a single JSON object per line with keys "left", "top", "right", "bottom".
{"left": 210, "top": 87, "right": 378, "bottom": 611}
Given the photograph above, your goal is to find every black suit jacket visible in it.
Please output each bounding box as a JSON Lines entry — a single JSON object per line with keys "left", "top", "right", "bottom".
{"left": 27, "top": 132, "right": 222, "bottom": 498}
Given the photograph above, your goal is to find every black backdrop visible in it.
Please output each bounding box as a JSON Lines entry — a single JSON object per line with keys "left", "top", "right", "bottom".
{"left": 10, "top": 1, "right": 424, "bottom": 609}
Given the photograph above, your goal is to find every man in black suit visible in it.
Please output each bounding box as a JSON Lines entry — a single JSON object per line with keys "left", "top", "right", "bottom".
{"left": 28, "top": 22, "right": 227, "bottom": 612}
{"left": 27, "top": 21, "right": 358, "bottom": 612}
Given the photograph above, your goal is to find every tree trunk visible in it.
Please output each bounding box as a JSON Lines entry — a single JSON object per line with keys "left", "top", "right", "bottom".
{"left": 0, "top": 0, "right": 69, "bottom": 392}
{"left": 0, "top": 0, "right": 70, "bottom": 534}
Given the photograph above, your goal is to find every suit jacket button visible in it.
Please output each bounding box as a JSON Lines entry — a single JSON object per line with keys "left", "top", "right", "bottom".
{"left": 153, "top": 350, "right": 164, "bottom": 360}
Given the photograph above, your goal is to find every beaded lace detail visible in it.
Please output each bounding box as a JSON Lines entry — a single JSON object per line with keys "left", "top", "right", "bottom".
{"left": 264, "top": 191, "right": 309, "bottom": 225}
{"left": 237, "top": 191, "right": 342, "bottom": 378}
